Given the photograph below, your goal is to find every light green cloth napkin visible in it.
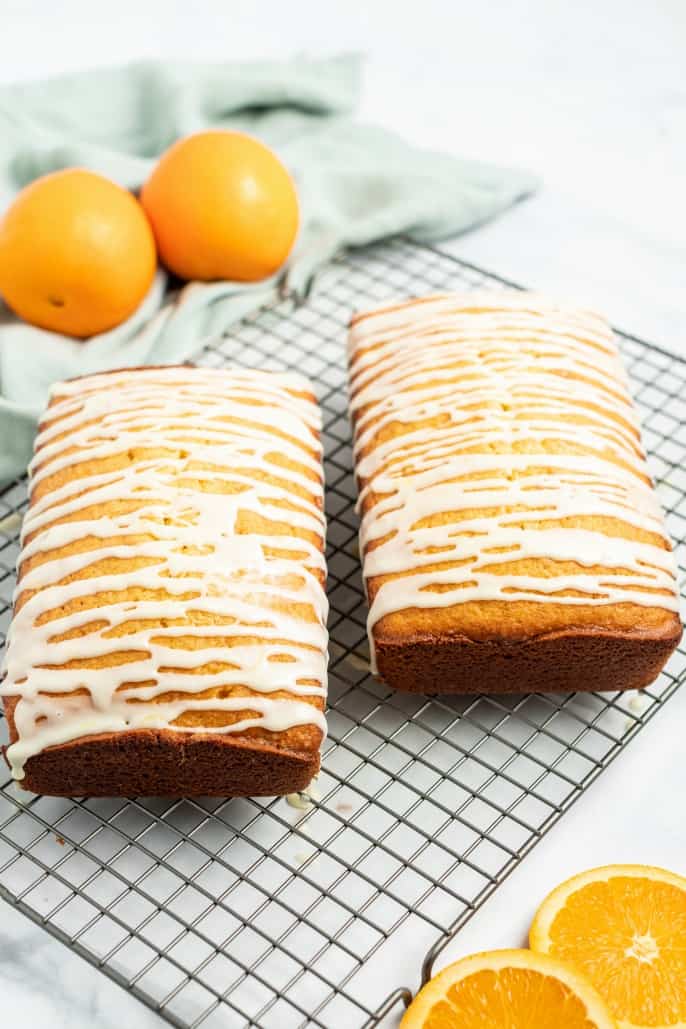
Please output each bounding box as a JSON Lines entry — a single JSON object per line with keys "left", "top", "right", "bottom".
{"left": 0, "top": 55, "right": 536, "bottom": 482}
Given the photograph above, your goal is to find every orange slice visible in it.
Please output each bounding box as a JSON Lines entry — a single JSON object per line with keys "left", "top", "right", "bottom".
{"left": 400, "top": 948, "right": 616, "bottom": 1028}
{"left": 530, "top": 864, "right": 686, "bottom": 1029}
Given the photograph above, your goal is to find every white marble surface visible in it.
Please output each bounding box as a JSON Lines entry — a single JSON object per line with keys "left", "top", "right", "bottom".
{"left": 1, "top": 1, "right": 685, "bottom": 1026}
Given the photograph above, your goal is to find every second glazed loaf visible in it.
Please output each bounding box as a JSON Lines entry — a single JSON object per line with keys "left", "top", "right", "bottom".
{"left": 348, "top": 292, "right": 681, "bottom": 694}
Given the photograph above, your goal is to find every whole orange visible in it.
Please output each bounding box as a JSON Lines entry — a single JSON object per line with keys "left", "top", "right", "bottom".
{"left": 140, "top": 130, "right": 299, "bottom": 282}
{"left": 0, "top": 169, "right": 156, "bottom": 338}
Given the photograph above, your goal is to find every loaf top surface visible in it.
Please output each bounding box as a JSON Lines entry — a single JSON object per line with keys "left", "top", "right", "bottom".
{"left": 348, "top": 292, "right": 680, "bottom": 659}
{"left": 1, "top": 366, "right": 328, "bottom": 781}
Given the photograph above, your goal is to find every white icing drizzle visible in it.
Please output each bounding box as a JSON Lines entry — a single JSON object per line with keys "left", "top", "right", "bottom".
{"left": 348, "top": 293, "right": 679, "bottom": 670}
{"left": 1, "top": 366, "right": 328, "bottom": 780}
{"left": 285, "top": 775, "right": 320, "bottom": 812}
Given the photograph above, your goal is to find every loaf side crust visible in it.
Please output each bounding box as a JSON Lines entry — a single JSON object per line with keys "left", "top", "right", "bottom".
{"left": 373, "top": 624, "right": 681, "bottom": 695}
{"left": 4, "top": 695, "right": 319, "bottom": 796}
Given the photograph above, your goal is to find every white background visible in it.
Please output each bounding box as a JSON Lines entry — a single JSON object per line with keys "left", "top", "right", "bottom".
{"left": 0, "top": 1, "right": 685, "bottom": 1026}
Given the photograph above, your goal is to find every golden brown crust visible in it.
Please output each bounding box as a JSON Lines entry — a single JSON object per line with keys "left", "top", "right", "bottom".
{"left": 3, "top": 695, "right": 318, "bottom": 796}
{"left": 3, "top": 365, "right": 326, "bottom": 796}
{"left": 373, "top": 624, "right": 682, "bottom": 695}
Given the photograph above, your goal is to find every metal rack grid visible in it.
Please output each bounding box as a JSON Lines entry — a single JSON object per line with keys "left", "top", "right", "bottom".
{"left": 0, "top": 238, "right": 684, "bottom": 1029}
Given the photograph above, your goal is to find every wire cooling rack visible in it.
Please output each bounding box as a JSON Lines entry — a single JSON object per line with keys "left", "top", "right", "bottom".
{"left": 0, "top": 238, "right": 684, "bottom": 1029}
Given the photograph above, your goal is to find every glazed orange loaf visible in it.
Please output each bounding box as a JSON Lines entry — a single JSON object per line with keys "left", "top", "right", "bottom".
{"left": 348, "top": 293, "right": 682, "bottom": 694}
{"left": 1, "top": 366, "right": 328, "bottom": 795}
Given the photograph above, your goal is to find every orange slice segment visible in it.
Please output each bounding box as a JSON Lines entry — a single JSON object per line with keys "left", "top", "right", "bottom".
{"left": 530, "top": 864, "right": 686, "bottom": 1029}
{"left": 400, "top": 948, "right": 616, "bottom": 1028}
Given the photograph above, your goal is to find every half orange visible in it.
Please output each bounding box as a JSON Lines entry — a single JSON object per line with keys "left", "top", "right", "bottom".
{"left": 400, "top": 948, "right": 616, "bottom": 1028}
{"left": 530, "top": 864, "right": 686, "bottom": 1029}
